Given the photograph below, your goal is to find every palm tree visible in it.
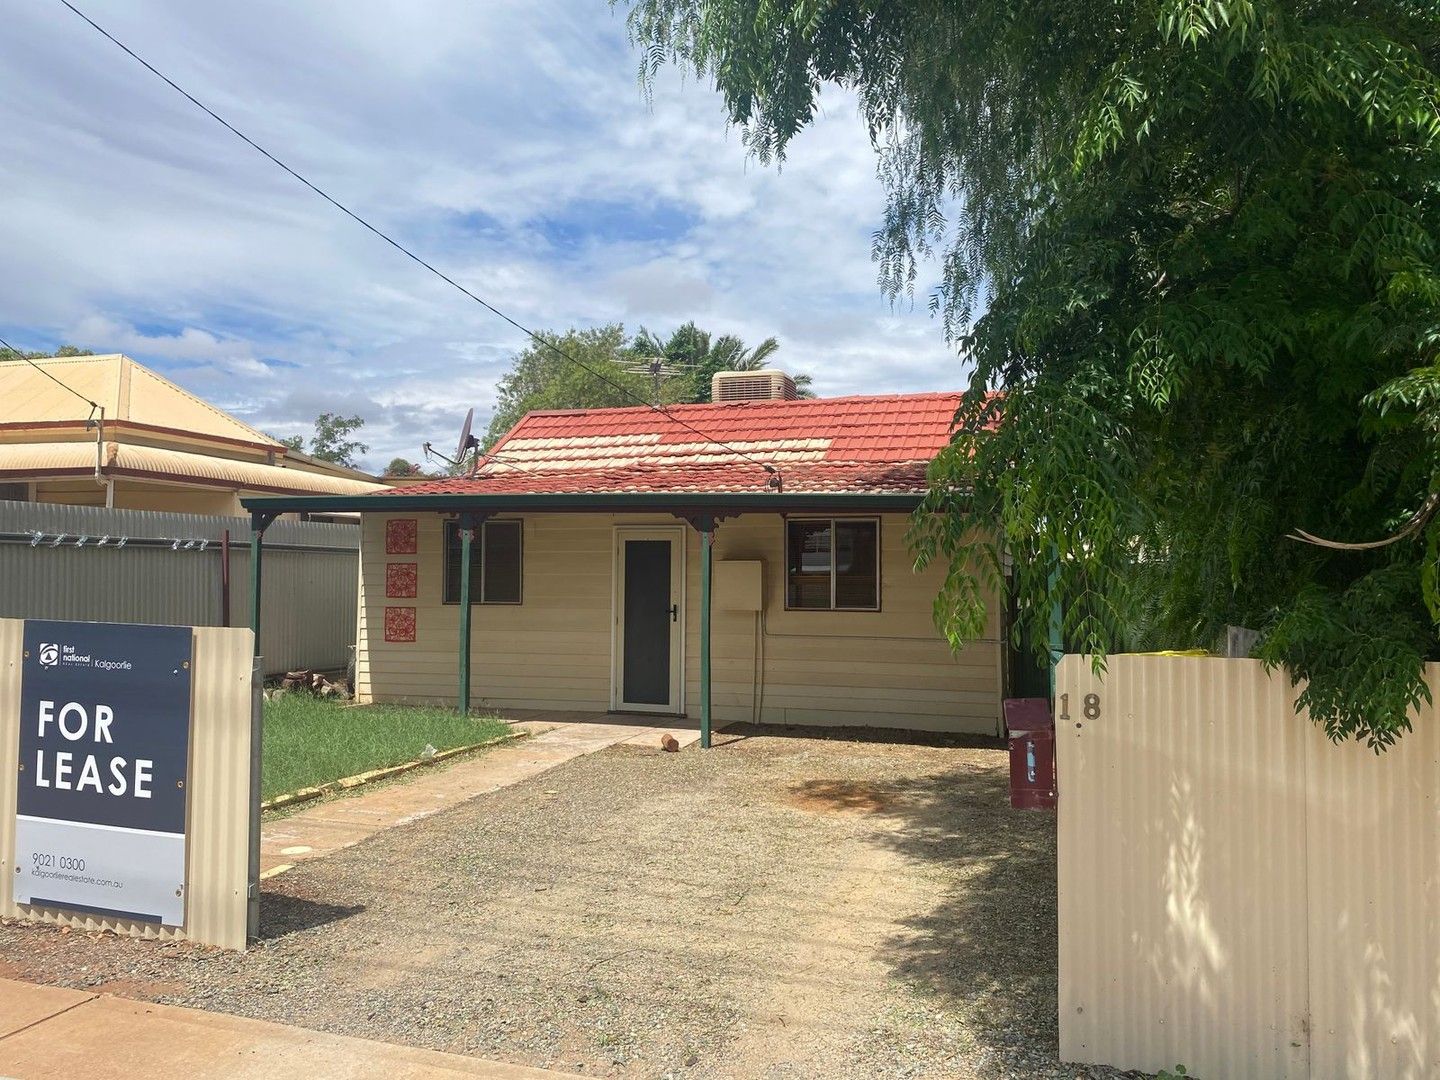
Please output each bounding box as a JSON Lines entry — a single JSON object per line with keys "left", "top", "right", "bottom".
{"left": 631, "top": 323, "right": 815, "bottom": 402}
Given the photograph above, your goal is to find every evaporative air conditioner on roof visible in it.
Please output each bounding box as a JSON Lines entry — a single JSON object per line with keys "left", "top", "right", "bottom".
{"left": 711, "top": 369, "right": 799, "bottom": 402}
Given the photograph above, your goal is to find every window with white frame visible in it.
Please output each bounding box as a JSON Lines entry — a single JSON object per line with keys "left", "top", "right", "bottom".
{"left": 785, "top": 518, "right": 880, "bottom": 610}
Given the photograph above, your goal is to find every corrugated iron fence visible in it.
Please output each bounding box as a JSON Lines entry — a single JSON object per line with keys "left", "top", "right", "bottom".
{"left": 1056, "top": 653, "right": 1440, "bottom": 1080}
{"left": 0, "top": 500, "right": 357, "bottom": 675}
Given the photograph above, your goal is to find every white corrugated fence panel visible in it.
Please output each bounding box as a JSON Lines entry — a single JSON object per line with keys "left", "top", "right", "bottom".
{"left": 1303, "top": 674, "right": 1440, "bottom": 1080}
{"left": 1058, "top": 654, "right": 1440, "bottom": 1080}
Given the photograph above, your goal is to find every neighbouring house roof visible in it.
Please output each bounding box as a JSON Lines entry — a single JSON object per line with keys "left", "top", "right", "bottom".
{"left": 0, "top": 353, "right": 387, "bottom": 497}
{"left": 398, "top": 392, "right": 967, "bottom": 497}
{"left": 0, "top": 441, "right": 385, "bottom": 496}
{"left": 1, "top": 353, "right": 281, "bottom": 448}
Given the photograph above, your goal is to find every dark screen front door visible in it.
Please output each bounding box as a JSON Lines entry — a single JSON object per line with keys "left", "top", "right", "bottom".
{"left": 622, "top": 539, "right": 672, "bottom": 707}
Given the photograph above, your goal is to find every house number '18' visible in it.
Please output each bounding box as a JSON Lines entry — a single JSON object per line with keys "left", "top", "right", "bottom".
{"left": 1058, "top": 693, "right": 1101, "bottom": 723}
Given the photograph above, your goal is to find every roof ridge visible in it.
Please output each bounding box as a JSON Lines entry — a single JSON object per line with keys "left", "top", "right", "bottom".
{"left": 15, "top": 352, "right": 282, "bottom": 447}
{"left": 116, "top": 354, "right": 131, "bottom": 417}
{"left": 123, "top": 355, "right": 281, "bottom": 447}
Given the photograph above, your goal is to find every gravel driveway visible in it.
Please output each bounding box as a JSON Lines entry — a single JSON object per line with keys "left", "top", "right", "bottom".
{"left": 0, "top": 726, "right": 1136, "bottom": 1079}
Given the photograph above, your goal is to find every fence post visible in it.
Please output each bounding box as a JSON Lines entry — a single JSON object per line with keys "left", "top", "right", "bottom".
{"left": 247, "top": 654, "right": 263, "bottom": 941}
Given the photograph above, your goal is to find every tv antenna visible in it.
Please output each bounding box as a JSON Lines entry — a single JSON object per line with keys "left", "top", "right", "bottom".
{"left": 619, "top": 356, "right": 695, "bottom": 406}
{"left": 423, "top": 407, "right": 481, "bottom": 475}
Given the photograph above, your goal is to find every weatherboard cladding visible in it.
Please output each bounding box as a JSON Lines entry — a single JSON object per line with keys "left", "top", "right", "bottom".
{"left": 398, "top": 392, "right": 965, "bottom": 497}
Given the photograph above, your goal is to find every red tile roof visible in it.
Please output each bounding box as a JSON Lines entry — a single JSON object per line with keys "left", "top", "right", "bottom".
{"left": 395, "top": 391, "right": 966, "bottom": 496}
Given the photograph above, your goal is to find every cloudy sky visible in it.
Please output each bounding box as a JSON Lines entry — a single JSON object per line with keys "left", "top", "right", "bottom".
{"left": 1, "top": 1, "right": 958, "bottom": 470}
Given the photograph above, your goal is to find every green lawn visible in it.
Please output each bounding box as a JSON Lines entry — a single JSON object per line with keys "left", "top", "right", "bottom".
{"left": 262, "top": 695, "right": 512, "bottom": 800}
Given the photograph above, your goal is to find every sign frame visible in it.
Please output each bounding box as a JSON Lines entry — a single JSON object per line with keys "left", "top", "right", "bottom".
{"left": 1, "top": 619, "right": 257, "bottom": 950}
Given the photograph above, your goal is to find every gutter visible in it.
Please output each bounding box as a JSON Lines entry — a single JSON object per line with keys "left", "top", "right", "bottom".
{"left": 240, "top": 490, "right": 929, "bottom": 516}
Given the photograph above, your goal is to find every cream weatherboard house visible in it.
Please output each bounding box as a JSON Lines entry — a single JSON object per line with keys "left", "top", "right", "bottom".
{"left": 243, "top": 383, "right": 1005, "bottom": 740}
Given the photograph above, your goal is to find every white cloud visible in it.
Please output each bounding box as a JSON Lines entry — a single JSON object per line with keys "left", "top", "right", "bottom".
{"left": 0, "top": 0, "right": 959, "bottom": 471}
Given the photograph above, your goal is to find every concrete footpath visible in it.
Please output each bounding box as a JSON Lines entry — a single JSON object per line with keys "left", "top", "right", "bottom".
{"left": 0, "top": 978, "right": 583, "bottom": 1079}
{"left": 260, "top": 713, "right": 708, "bottom": 875}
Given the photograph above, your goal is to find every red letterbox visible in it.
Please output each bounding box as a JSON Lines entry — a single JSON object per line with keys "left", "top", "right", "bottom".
{"left": 1005, "top": 697, "right": 1056, "bottom": 810}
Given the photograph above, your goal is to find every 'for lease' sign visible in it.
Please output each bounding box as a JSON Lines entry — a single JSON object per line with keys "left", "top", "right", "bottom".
{"left": 16, "top": 620, "right": 193, "bottom": 926}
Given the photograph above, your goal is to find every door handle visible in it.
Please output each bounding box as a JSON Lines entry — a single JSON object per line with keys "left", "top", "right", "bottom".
{"left": 669, "top": 604, "right": 678, "bottom": 623}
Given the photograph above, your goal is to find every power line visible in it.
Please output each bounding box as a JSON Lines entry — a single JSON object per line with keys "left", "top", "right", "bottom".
{"left": 55, "top": 0, "right": 781, "bottom": 481}
{"left": 0, "top": 334, "right": 100, "bottom": 416}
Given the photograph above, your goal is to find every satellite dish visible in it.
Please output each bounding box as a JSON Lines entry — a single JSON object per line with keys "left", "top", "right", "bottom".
{"left": 422, "top": 408, "right": 483, "bottom": 473}
{"left": 456, "top": 407, "right": 476, "bottom": 462}
{"left": 457, "top": 408, "right": 485, "bottom": 476}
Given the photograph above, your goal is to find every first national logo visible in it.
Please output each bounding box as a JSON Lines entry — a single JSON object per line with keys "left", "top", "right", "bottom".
{"left": 37, "top": 643, "right": 59, "bottom": 667}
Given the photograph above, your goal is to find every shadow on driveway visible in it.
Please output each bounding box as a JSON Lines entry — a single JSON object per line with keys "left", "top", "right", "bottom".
{"left": 868, "top": 763, "right": 1091, "bottom": 1078}
{"left": 257, "top": 891, "right": 366, "bottom": 940}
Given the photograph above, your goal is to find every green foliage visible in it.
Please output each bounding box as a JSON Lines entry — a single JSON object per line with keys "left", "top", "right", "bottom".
{"left": 0, "top": 345, "right": 94, "bottom": 360}
{"left": 633, "top": 321, "right": 815, "bottom": 401}
{"left": 629, "top": 0, "right": 1440, "bottom": 747}
{"left": 383, "top": 456, "right": 421, "bottom": 477}
{"left": 485, "top": 322, "right": 811, "bottom": 447}
{"left": 281, "top": 413, "right": 369, "bottom": 468}
{"left": 484, "top": 324, "right": 666, "bottom": 446}
{"left": 310, "top": 412, "right": 368, "bottom": 466}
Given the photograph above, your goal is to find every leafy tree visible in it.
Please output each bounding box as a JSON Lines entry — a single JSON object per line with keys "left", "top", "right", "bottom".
{"left": 485, "top": 324, "right": 816, "bottom": 447}
{"left": 281, "top": 413, "right": 369, "bottom": 468}
{"left": 633, "top": 321, "right": 815, "bottom": 401}
{"left": 383, "top": 457, "right": 421, "bottom": 477}
{"left": 629, "top": 0, "right": 1440, "bottom": 747}
{"left": 484, "top": 324, "right": 673, "bottom": 445}
{"left": 0, "top": 345, "right": 94, "bottom": 360}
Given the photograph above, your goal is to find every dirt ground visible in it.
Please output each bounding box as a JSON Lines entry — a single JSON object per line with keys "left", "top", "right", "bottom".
{"left": 0, "top": 726, "right": 1136, "bottom": 1079}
